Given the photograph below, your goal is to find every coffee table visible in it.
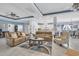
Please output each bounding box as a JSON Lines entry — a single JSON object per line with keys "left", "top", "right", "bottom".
{"left": 28, "top": 38, "right": 51, "bottom": 54}
{"left": 28, "top": 38, "right": 44, "bottom": 47}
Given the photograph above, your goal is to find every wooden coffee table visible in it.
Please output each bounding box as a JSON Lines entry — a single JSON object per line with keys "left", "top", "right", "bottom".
{"left": 28, "top": 38, "right": 44, "bottom": 47}
{"left": 28, "top": 38, "right": 51, "bottom": 54}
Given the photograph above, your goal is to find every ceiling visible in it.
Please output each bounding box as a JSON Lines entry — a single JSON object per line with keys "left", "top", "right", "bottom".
{"left": 35, "top": 3, "right": 73, "bottom": 14}
{"left": 0, "top": 3, "right": 34, "bottom": 19}
{"left": 0, "top": 3, "right": 74, "bottom": 20}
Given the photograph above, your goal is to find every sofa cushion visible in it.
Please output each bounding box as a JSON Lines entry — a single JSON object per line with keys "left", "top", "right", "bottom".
{"left": 17, "top": 32, "right": 21, "bottom": 36}
{"left": 10, "top": 33, "right": 18, "bottom": 38}
{"left": 21, "top": 32, "right": 26, "bottom": 37}
{"left": 36, "top": 31, "right": 52, "bottom": 41}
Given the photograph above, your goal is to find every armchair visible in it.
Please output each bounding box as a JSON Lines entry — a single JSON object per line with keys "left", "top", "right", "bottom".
{"left": 54, "top": 32, "right": 69, "bottom": 46}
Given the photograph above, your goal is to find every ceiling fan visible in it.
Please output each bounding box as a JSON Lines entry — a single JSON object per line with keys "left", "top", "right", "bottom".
{"left": 6, "top": 12, "right": 19, "bottom": 18}
{"left": 72, "top": 3, "right": 79, "bottom": 11}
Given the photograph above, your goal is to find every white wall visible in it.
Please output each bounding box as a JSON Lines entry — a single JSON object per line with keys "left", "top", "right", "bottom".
{"left": 35, "top": 16, "right": 54, "bottom": 31}
{"left": 0, "top": 23, "right": 24, "bottom": 32}
{"left": 8, "top": 24, "right": 15, "bottom": 32}
{"left": 17, "top": 25, "right": 23, "bottom": 32}
{"left": 48, "top": 11, "right": 79, "bottom": 23}
{"left": 23, "top": 24, "right": 29, "bottom": 33}
{"left": 0, "top": 23, "right": 8, "bottom": 31}
{"left": 0, "top": 23, "right": 4, "bottom": 30}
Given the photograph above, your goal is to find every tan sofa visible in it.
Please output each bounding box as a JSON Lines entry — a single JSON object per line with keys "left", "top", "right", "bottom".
{"left": 54, "top": 32, "right": 69, "bottom": 45}
{"left": 5, "top": 32, "right": 27, "bottom": 47}
{"left": 36, "top": 31, "right": 52, "bottom": 42}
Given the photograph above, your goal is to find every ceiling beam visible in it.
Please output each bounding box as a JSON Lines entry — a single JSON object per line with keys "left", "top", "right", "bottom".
{"left": 33, "top": 3, "right": 43, "bottom": 15}
{"left": 43, "top": 9, "right": 79, "bottom": 16}
{"left": 32, "top": 3, "right": 43, "bottom": 17}
{"left": 15, "top": 16, "right": 34, "bottom": 20}
{"left": 43, "top": 10, "right": 73, "bottom": 16}
{"left": 0, "top": 15, "right": 34, "bottom": 20}
{"left": 0, "top": 15, "right": 16, "bottom": 20}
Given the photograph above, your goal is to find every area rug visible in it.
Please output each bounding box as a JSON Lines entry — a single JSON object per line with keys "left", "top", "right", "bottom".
{"left": 18, "top": 42, "right": 52, "bottom": 55}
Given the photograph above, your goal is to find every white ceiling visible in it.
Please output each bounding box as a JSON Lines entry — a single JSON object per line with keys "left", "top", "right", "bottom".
{"left": 0, "top": 3, "right": 34, "bottom": 18}
{"left": 35, "top": 3, "right": 73, "bottom": 14}
{"left": 0, "top": 3, "right": 73, "bottom": 18}
{"left": 0, "top": 3, "right": 76, "bottom": 24}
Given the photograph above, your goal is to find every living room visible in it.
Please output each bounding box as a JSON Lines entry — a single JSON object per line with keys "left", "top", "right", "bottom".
{"left": 0, "top": 3, "right": 79, "bottom": 56}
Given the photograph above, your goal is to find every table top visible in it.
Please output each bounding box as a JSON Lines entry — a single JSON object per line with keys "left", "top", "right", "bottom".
{"left": 29, "top": 38, "right": 44, "bottom": 41}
